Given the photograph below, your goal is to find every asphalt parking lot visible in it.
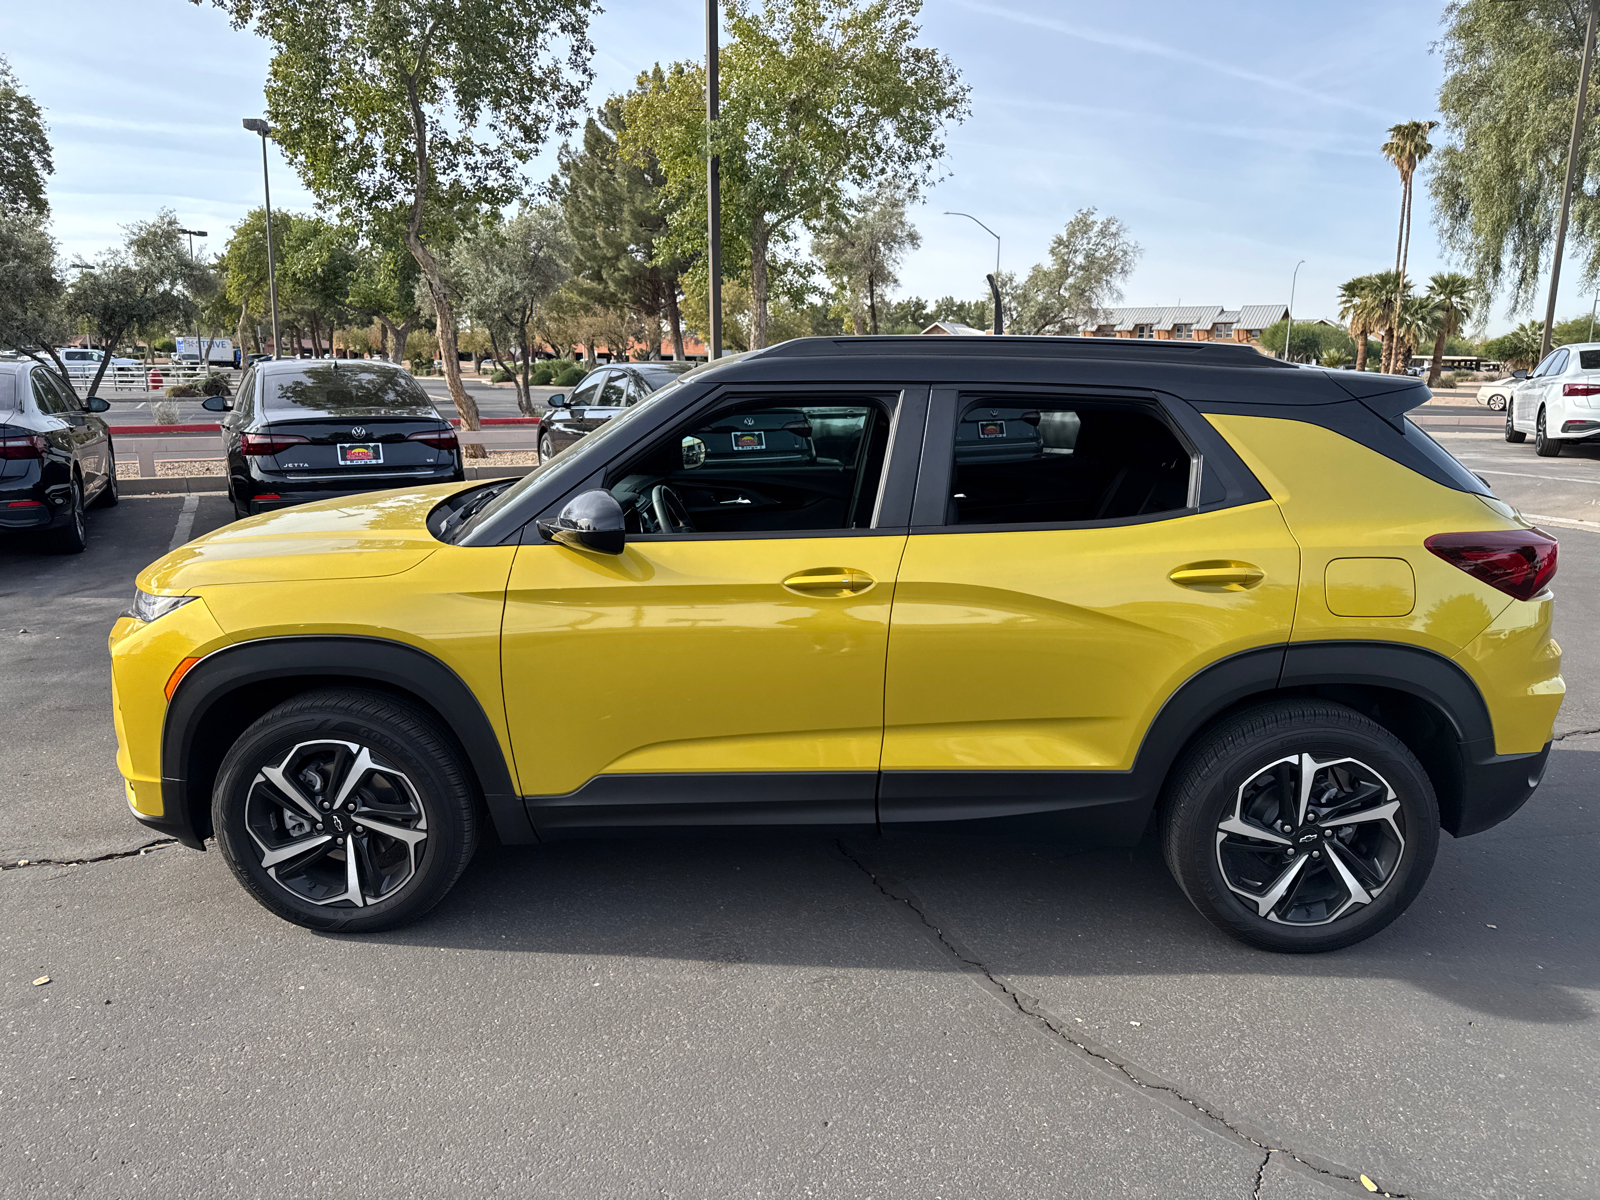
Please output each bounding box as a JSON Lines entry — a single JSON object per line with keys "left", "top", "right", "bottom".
{"left": 2, "top": 429, "right": 1597, "bottom": 1198}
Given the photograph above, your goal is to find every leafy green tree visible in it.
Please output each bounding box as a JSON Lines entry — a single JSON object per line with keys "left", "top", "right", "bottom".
{"left": 448, "top": 206, "right": 571, "bottom": 414}
{"left": 208, "top": 0, "right": 598, "bottom": 447}
{"left": 1259, "top": 320, "right": 1357, "bottom": 364}
{"left": 1484, "top": 321, "right": 1544, "bottom": 369}
{"left": 559, "top": 78, "right": 690, "bottom": 359}
{"left": 65, "top": 211, "right": 198, "bottom": 395}
{"left": 1432, "top": 2, "right": 1600, "bottom": 310}
{"left": 623, "top": 0, "right": 968, "bottom": 349}
{"left": 0, "top": 209, "right": 69, "bottom": 373}
{"left": 280, "top": 216, "right": 358, "bottom": 358}
{"left": 0, "top": 56, "right": 51, "bottom": 217}
{"left": 1423, "top": 272, "right": 1477, "bottom": 385}
{"left": 814, "top": 185, "right": 920, "bottom": 334}
{"left": 1002, "top": 209, "right": 1139, "bottom": 335}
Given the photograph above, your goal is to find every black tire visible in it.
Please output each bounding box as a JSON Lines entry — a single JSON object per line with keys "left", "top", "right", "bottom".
{"left": 1535, "top": 406, "right": 1563, "bottom": 456}
{"left": 1505, "top": 399, "right": 1525, "bottom": 443}
{"left": 228, "top": 480, "right": 250, "bottom": 520}
{"left": 538, "top": 432, "right": 556, "bottom": 464}
{"left": 44, "top": 477, "right": 88, "bottom": 554}
{"left": 212, "top": 688, "right": 480, "bottom": 933}
{"left": 91, "top": 443, "right": 120, "bottom": 508}
{"left": 1162, "top": 701, "right": 1439, "bottom": 953}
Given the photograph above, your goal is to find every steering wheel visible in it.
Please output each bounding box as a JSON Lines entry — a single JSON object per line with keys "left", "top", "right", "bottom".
{"left": 650, "top": 484, "right": 696, "bottom": 534}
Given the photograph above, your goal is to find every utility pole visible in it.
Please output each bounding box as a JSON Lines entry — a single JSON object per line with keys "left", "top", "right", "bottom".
{"left": 1544, "top": 0, "right": 1599, "bottom": 358}
{"left": 243, "top": 119, "right": 282, "bottom": 359}
{"left": 1284, "top": 259, "right": 1305, "bottom": 362}
{"left": 706, "top": 0, "right": 723, "bottom": 361}
{"left": 178, "top": 227, "right": 208, "bottom": 370}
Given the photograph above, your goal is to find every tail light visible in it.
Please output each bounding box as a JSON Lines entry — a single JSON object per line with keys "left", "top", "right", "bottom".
{"left": 407, "top": 428, "right": 458, "bottom": 451}
{"left": 0, "top": 434, "right": 48, "bottom": 459}
{"left": 1564, "top": 383, "right": 1600, "bottom": 396}
{"left": 240, "top": 431, "right": 310, "bottom": 456}
{"left": 1425, "top": 529, "right": 1558, "bottom": 601}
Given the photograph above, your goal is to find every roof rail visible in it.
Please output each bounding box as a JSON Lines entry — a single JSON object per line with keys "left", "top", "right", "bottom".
{"left": 760, "top": 335, "right": 1293, "bottom": 368}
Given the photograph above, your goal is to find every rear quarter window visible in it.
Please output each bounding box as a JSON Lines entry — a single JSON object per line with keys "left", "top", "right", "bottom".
{"left": 1580, "top": 350, "right": 1600, "bottom": 371}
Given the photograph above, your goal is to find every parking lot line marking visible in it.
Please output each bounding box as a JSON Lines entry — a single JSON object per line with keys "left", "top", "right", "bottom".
{"left": 1466, "top": 467, "right": 1600, "bottom": 485}
{"left": 168, "top": 494, "right": 199, "bottom": 551}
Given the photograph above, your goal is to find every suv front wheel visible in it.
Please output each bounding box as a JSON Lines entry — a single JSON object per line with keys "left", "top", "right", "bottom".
{"left": 1163, "top": 701, "right": 1439, "bottom": 952}
{"left": 212, "top": 689, "right": 480, "bottom": 932}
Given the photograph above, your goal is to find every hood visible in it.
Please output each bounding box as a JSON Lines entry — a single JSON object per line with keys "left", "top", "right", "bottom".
{"left": 139, "top": 483, "right": 471, "bottom": 591}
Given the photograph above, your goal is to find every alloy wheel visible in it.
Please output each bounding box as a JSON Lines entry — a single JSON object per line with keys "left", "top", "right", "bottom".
{"left": 1214, "top": 752, "right": 1406, "bottom": 926}
{"left": 243, "top": 738, "right": 429, "bottom": 908}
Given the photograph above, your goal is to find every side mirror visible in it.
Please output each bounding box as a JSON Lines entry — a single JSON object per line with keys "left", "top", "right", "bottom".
{"left": 201, "top": 395, "right": 233, "bottom": 412}
{"left": 547, "top": 393, "right": 568, "bottom": 408}
{"left": 1512, "top": 369, "right": 1529, "bottom": 380}
{"left": 84, "top": 395, "right": 110, "bottom": 413}
{"left": 536, "top": 489, "right": 626, "bottom": 555}
{"left": 681, "top": 436, "right": 706, "bottom": 469}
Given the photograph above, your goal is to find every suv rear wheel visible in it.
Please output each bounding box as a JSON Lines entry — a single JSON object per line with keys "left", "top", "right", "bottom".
{"left": 212, "top": 689, "right": 479, "bottom": 932}
{"left": 1163, "top": 701, "right": 1439, "bottom": 952}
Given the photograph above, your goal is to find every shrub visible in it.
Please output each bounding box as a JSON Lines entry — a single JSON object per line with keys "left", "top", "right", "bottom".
{"left": 164, "top": 384, "right": 202, "bottom": 398}
{"left": 153, "top": 400, "right": 182, "bottom": 423}
{"left": 553, "top": 365, "right": 585, "bottom": 388}
{"left": 491, "top": 367, "right": 515, "bottom": 383}
{"left": 198, "top": 371, "right": 231, "bottom": 397}
{"left": 1438, "top": 372, "right": 1458, "bottom": 389}
{"left": 531, "top": 364, "right": 555, "bottom": 386}
{"left": 153, "top": 337, "right": 176, "bottom": 354}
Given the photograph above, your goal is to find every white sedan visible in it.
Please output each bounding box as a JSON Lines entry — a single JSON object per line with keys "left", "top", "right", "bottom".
{"left": 1476, "top": 376, "right": 1517, "bottom": 411}
{"left": 1505, "top": 342, "right": 1600, "bottom": 456}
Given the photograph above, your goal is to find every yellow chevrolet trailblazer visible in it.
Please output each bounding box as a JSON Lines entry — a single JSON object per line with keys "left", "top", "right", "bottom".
{"left": 108, "top": 339, "right": 1562, "bottom": 951}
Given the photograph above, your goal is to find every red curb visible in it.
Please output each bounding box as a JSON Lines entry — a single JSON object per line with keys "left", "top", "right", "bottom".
{"left": 109, "top": 416, "right": 542, "bottom": 436}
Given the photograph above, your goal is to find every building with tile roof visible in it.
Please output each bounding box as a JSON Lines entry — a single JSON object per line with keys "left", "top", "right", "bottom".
{"left": 1077, "top": 304, "right": 1291, "bottom": 347}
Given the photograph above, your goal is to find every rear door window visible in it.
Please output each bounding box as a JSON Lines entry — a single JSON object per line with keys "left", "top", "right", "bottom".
{"left": 943, "top": 399, "right": 1193, "bottom": 526}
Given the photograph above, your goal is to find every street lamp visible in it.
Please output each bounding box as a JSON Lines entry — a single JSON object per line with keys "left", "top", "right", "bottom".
{"left": 945, "top": 212, "right": 1003, "bottom": 335}
{"left": 1283, "top": 259, "right": 1306, "bottom": 363}
{"left": 178, "top": 227, "right": 208, "bottom": 369}
{"left": 705, "top": 0, "right": 722, "bottom": 360}
{"left": 242, "top": 118, "right": 282, "bottom": 359}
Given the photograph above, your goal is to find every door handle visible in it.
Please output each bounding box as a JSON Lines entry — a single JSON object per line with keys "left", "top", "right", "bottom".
{"left": 1168, "top": 561, "right": 1265, "bottom": 592}
{"left": 781, "top": 567, "right": 876, "bottom": 597}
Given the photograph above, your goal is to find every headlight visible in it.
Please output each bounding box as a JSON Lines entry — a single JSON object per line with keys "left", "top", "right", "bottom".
{"left": 128, "top": 589, "right": 195, "bottom": 624}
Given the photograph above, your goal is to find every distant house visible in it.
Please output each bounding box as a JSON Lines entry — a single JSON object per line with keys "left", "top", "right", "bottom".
{"left": 920, "top": 319, "right": 989, "bottom": 336}
{"left": 1077, "top": 305, "right": 1291, "bottom": 346}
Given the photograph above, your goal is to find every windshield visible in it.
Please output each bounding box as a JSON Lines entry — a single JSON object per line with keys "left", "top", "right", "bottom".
{"left": 452, "top": 377, "right": 686, "bottom": 543}
{"left": 263, "top": 364, "right": 438, "bottom": 419}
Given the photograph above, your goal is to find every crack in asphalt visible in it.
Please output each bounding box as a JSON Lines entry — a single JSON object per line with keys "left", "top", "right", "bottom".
{"left": 835, "top": 840, "right": 1407, "bottom": 1199}
{"left": 1252, "top": 1150, "right": 1272, "bottom": 1199}
{"left": 1552, "top": 726, "right": 1600, "bottom": 741}
{"left": 2, "top": 838, "right": 176, "bottom": 872}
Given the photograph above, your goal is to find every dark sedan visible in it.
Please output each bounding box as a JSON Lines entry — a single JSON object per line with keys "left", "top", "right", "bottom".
{"left": 0, "top": 360, "right": 116, "bottom": 553}
{"left": 536, "top": 361, "right": 694, "bottom": 464}
{"left": 206, "top": 359, "right": 463, "bottom": 518}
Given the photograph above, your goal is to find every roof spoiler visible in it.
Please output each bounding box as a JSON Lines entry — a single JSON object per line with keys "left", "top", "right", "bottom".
{"left": 1330, "top": 372, "right": 1430, "bottom": 431}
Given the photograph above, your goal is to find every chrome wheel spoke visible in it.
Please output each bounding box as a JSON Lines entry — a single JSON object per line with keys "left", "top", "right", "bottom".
{"left": 352, "top": 816, "right": 426, "bottom": 847}
{"left": 1329, "top": 799, "right": 1400, "bottom": 831}
{"left": 1323, "top": 841, "right": 1374, "bottom": 909}
{"left": 260, "top": 833, "right": 333, "bottom": 869}
{"left": 258, "top": 764, "right": 323, "bottom": 822}
{"left": 1252, "top": 854, "right": 1310, "bottom": 918}
{"left": 1219, "top": 816, "right": 1290, "bottom": 846}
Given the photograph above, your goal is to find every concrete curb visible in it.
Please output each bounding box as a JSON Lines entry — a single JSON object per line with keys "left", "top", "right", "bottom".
{"left": 118, "top": 464, "right": 532, "bottom": 496}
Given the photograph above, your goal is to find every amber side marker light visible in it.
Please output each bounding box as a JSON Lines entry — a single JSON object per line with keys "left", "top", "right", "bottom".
{"left": 1424, "top": 529, "right": 1559, "bottom": 601}
{"left": 164, "top": 656, "right": 202, "bottom": 700}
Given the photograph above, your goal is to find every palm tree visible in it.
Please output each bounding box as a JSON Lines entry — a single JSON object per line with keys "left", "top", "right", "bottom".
{"left": 1395, "top": 292, "right": 1442, "bottom": 373}
{"left": 1381, "top": 120, "right": 1437, "bottom": 372}
{"left": 1423, "top": 272, "right": 1477, "bottom": 386}
{"left": 1367, "top": 269, "right": 1405, "bottom": 375}
{"left": 1338, "top": 273, "right": 1382, "bottom": 371}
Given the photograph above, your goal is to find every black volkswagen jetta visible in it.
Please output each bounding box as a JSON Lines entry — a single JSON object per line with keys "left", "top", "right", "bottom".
{"left": 207, "top": 359, "right": 463, "bottom": 518}
{"left": 0, "top": 359, "right": 116, "bottom": 554}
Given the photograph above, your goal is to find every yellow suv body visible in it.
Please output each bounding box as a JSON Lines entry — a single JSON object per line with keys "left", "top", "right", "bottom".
{"left": 109, "top": 338, "right": 1561, "bottom": 950}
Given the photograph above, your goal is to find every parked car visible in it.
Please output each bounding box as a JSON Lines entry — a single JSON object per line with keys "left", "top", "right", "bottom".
{"left": 56, "top": 347, "right": 138, "bottom": 381}
{"left": 1476, "top": 376, "right": 1517, "bottom": 411}
{"left": 1504, "top": 341, "right": 1600, "bottom": 455}
{"left": 202, "top": 358, "right": 463, "bottom": 519}
{"left": 535, "top": 361, "right": 695, "bottom": 463}
{"left": 0, "top": 360, "right": 116, "bottom": 553}
{"left": 112, "top": 336, "right": 1561, "bottom": 951}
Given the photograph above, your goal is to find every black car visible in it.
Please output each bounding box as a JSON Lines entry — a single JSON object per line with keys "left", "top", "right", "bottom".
{"left": 535, "top": 361, "right": 694, "bottom": 463}
{"left": 0, "top": 360, "right": 116, "bottom": 553}
{"left": 206, "top": 359, "right": 464, "bottom": 518}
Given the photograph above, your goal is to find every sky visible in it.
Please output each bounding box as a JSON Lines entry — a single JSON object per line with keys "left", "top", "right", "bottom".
{"left": 0, "top": 0, "right": 1575, "bottom": 336}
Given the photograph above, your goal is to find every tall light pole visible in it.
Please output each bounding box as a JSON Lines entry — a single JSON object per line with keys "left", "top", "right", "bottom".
{"left": 178, "top": 227, "right": 208, "bottom": 369}
{"left": 945, "top": 211, "right": 1003, "bottom": 334}
{"left": 1544, "top": 0, "right": 1600, "bottom": 359}
{"left": 1283, "top": 259, "right": 1306, "bottom": 363}
{"left": 242, "top": 119, "right": 282, "bottom": 359}
{"left": 705, "top": 0, "right": 723, "bottom": 360}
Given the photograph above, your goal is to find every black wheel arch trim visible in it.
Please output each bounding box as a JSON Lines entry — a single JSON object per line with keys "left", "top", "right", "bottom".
{"left": 159, "top": 635, "right": 529, "bottom": 850}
